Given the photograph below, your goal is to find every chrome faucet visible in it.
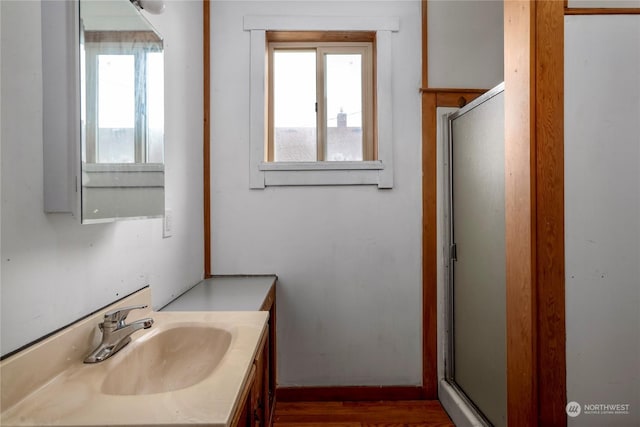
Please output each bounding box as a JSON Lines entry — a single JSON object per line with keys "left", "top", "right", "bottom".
{"left": 84, "top": 304, "right": 154, "bottom": 363}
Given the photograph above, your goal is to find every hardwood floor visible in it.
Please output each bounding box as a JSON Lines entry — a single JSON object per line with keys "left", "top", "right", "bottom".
{"left": 273, "top": 401, "right": 455, "bottom": 427}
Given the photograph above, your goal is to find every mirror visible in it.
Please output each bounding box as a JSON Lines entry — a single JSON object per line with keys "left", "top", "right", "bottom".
{"left": 79, "top": 0, "right": 164, "bottom": 223}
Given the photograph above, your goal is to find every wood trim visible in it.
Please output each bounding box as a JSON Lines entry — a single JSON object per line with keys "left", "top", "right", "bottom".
{"left": 273, "top": 401, "right": 454, "bottom": 425}
{"left": 504, "top": 2, "right": 537, "bottom": 424}
{"left": 266, "top": 31, "right": 376, "bottom": 43}
{"left": 565, "top": 7, "right": 640, "bottom": 15}
{"left": 316, "top": 45, "right": 326, "bottom": 161}
{"left": 435, "top": 92, "right": 485, "bottom": 108}
{"left": 420, "top": 0, "right": 437, "bottom": 400}
{"left": 372, "top": 38, "right": 379, "bottom": 161}
{"left": 421, "top": 91, "right": 438, "bottom": 400}
{"left": 277, "top": 386, "right": 424, "bottom": 402}
{"left": 420, "top": 89, "right": 486, "bottom": 400}
{"left": 422, "top": 88, "right": 489, "bottom": 107}
{"left": 534, "top": 2, "right": 566, "bottom": 425}
{"left": 419, "top": 87, "right": 487, "bottom": 94}
{"left": 203, "top": 0, "right": 212, "bottom": 278}
{"left": 504, "top": 1, "right": 566, "bottom": 425}
{"left": 267, "top": 42, "right": 274, "bottom": 162}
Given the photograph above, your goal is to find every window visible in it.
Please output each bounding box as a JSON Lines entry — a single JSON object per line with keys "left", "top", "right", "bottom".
{"left": 245, "top": 15, "right": 399, "bottom": 188}
{"left": 267, "top": 32, "right": 375, "bottom": 163}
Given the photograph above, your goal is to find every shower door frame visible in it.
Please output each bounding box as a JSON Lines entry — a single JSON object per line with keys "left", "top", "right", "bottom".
{"left": 443, "top": 83, "right": 505, "bottom": 427}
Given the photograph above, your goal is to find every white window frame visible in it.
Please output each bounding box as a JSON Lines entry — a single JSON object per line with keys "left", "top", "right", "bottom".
{"left": 245, "top": 16, "right": 399, "bottom": 188}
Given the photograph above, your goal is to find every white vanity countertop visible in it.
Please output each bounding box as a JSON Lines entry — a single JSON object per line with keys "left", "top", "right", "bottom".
{"left": 0, "top": 288, "right": 269, "bottom": 427}
{"left": 161, "top": 275, "right": 276, "bottom": 312}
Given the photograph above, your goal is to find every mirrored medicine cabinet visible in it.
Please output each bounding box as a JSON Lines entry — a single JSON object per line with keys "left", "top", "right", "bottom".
{"left": 42, "top": 0, "right": 165, "bottom": 224}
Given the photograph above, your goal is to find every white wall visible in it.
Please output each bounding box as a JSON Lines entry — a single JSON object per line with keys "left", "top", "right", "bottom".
{"left": 0, "top": 0, "right": 204, "bottom": 356}
{"left": 565, "top": 15, "right": 640, "bottom": 426}
{"left": 428, "top": 0, "right": 503, "bottom": 89}
{"left": 211, "top": 0, "right": 423, "bottom": 386}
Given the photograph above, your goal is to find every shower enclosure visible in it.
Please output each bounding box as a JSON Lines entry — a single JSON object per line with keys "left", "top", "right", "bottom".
{"left": 442, "top": 83, "right": 506, "bottom": 427}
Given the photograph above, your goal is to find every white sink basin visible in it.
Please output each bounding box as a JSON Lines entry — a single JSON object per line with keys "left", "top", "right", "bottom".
{"left": 101, "top": 325, "right": 232, "bottom": 395}
{"left": 1, "top": 308, "right": 268, "bottom": 427}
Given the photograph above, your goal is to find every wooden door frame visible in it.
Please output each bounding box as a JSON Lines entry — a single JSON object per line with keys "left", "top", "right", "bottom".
{"left": 203, "top": 0, "right": 212, "bottom": 278}
{"left": 420, "top": 87, "right": 485, "bottom": 400}
{"left": 504, "top": 1, "right": 566, "bottom": 425}
{"left": 421, "top": 2, "right": 567, "bottom": 425}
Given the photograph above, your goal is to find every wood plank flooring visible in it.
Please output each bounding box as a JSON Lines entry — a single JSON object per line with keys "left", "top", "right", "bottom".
{"left": 273, "top": 401, "right": 455, "bottom": 427}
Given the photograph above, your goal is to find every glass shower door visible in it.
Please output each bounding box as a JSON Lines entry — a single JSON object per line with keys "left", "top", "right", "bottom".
{"left": 447, "top": 85, "right": 506, "bottom": 427}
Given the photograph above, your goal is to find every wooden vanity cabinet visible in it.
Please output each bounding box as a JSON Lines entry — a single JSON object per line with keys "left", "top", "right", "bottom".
{"left": 259, "top": 284, "right": 276, "bottom": 424}
{"left": 253, "top": 330, "right": 270, "bottom": 426}
{"left": 231, "top": 365, "right": 256, "bottom": 427}
{"left": 231, "top": 327, "right": 271, "bottom": 427}
{"left": 231, "top": 282, "right": 276, "bottom": 427}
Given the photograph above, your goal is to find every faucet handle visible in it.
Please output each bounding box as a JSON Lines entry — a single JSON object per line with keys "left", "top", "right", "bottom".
{"left": 103, "top": 304, "right": 148, "bottom": 326}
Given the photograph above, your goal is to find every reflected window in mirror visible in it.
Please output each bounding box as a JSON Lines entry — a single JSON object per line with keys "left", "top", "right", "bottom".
{"left": 78, "top": 0, "right": 165, "bottom": 224}
{"left": 82, "top": 32, "right": 164, "bottom": 165}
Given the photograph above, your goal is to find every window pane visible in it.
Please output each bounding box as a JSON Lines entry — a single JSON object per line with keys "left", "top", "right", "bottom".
{"left": 326, "top": 54, "right": 362, "bottom": 161}
{"left": 273, "top": 50, "right": 317, "bottom": 162}
{"left": 97, "top": 55, "right": 135, "bottom": 163}
{"left": 146, "top": 51, "right": 164, "bottom": 163}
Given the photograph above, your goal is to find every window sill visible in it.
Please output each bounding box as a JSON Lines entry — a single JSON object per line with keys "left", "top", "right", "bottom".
{"left": 256, "top": 161, "right": 389, "bottom": 187}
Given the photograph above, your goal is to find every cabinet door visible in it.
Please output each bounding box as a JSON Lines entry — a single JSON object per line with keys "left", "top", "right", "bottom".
{"left": 253, "top": 334, "right": 267, "bottom": 426}
{"left": 262, "top": 333, "right": 271, "bottom": 426}
{"left": 236, "top": 400, "right": 251, "bottom": 427}
{"left": 267, "top": 301, "right": 276, "bottom": 422}
{"left": 231, "top": 366, "right": 256, "bottom": 427}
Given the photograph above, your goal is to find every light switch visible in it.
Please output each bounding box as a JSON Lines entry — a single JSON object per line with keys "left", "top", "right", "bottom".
{"left": 163, "top": 210, "right": 173, "bottom": 238}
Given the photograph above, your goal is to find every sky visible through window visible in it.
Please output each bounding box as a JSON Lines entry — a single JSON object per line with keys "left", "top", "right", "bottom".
{"left": 326, "top": 54, "right": 362, "bottom": 128}
{"left": 273, "top": 50, "right": 363, "bottom": 129}
{"left": 273, "top": 50, "right": 316, "bottom": 128}
{"left": 96, "top": 52, "right": 164, "bottom": 163}
{"left": 98, "top": 55, "right": 135, "bottom": 129}
{"left": 273, "top": 50, "right": 364, "bottom": 161}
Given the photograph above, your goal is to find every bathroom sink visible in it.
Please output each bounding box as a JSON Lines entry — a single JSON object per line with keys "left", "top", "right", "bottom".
{"left": 1, "top": 305, "right": 269, "bottom": 426}
{"left": 101, "top": 324, "right": 232, "bottom": 395}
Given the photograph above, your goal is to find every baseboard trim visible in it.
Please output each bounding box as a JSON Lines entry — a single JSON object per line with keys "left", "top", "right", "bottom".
{"left": 277, "top": 386, "right": 424, "bottom": 402}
